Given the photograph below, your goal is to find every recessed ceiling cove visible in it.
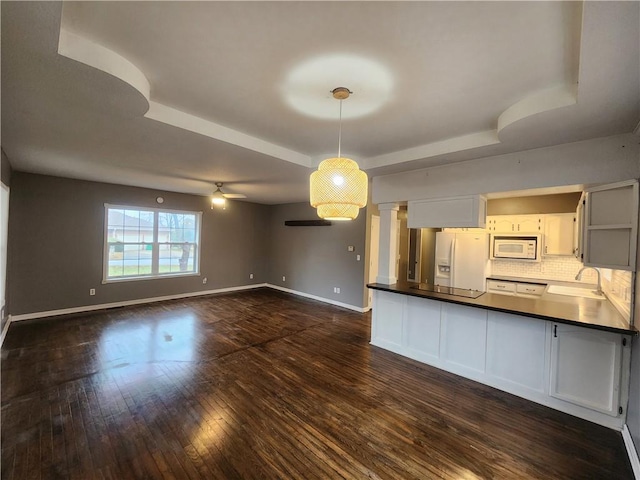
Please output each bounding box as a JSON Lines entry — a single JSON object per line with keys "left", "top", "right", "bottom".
{"left": 2, "top": 1, "right": 638, "bottom": 204}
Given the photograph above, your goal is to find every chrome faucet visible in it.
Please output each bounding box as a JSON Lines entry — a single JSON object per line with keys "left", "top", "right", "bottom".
{"left": 575, "top": 266, "right": 603, "bottom": 296}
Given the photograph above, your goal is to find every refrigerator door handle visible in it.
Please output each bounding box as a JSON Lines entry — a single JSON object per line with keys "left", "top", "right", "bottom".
{"left": 450, "top": 237, "right": 456, "bottom": 288}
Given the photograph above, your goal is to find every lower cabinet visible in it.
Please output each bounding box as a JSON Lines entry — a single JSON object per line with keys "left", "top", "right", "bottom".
{"left": 486, "top": 312, "right": 547, "bottom": 395}
{"left": 404, "top": 296, "right": 441, "bottom": 363}
{"left": 441, "top": 304, "right": 487, "bottom": 377}
{"left": 550, "top": 323, "right": 623, "bottom": 416}
{"left": 371, "top": 291, "right": 404, "bottom": 350}
{"left": 369, "top": 290, "right": 631, "bottom": 429}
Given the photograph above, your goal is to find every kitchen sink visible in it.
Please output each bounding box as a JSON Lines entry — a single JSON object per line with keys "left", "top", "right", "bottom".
{"left": 546, "top": 285, "right": 605, "bottom": 299}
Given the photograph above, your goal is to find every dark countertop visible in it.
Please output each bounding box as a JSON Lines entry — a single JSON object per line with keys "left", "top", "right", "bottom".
{"left": 367, "top": 282, "right": 637, "bottom": 336}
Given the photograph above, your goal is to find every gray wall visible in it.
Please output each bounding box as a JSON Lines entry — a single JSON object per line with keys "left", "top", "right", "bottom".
{"left": 268, "top": 202, "right": 367, "bottom": 309}
{"left": 8, "top": 172, "right": 269, "bottom": 315}
{"left": 373, "top": 133, "right": 640, "bottom": 204}
{"left": 487, "top": 193, "right": 581, "bottom": 215}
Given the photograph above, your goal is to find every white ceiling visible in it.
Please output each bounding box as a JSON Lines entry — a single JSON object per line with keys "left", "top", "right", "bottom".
{"left": 2, "top": 1, "right": 638, "bottom": 204}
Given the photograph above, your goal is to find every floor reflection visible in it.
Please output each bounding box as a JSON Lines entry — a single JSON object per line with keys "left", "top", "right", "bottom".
{"left": 95, "top": 313, "right": 197, "bottom": 394}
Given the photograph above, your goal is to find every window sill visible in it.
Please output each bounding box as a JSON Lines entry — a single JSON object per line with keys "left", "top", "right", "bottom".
{"left": 102, "top": 272, "right": 201, "bottom": 284}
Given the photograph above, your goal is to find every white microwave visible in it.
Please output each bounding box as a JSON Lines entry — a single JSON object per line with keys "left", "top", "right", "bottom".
{"left": 490, "top": 235, "right": 541, "bottom": 261}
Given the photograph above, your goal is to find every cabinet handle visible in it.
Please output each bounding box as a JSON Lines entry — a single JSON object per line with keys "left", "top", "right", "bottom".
{"left": 554, "top": 325, "right": 557, "bottom": 338}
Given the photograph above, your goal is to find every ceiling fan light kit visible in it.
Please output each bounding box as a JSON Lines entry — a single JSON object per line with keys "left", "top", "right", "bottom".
{"left": 211, "top": 182, "right": 227, "bottom": 209}
{"left": 310, "top": 87, "right": 368, "bottom": 221}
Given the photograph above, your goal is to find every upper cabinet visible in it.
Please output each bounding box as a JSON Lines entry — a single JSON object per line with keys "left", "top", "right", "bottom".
{"left": 543, "top": 213, "right": 575, "bottom": 256}
{"left": 408, "top": 194, "right": 487, "bottom": 229}
{"left": 486, "top": 214, "right": 543, "bottom": 233}
{"left": 582, "top": 180, "right": 638, "bottom": 271}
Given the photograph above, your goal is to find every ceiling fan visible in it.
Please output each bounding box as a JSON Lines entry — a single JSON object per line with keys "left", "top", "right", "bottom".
{"left": 211, "top": 182, "right": 247, "bottom": 209}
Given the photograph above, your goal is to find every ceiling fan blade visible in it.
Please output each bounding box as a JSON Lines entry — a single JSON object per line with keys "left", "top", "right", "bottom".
{"left": 223, "top": 193, "right": 247, "bottom": 199}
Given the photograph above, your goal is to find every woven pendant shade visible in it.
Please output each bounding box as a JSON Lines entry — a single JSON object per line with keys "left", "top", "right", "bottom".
{"left": 310, "top": 157, "right": 368, "bottom": 221}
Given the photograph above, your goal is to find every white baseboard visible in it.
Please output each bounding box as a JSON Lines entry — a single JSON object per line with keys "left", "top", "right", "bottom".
{"left": 8, "top": 283, "right": 368, "bottom": 323}
{"left": 266, "top": 284, "right": 367, "bottom": 313}
{"left": 0, "top": 314, "right": 12, "bottom": 348}
{"left": 623, "top": 424, "right": 640, "bottom": 479}
{"left": 10, "top": 283, "right": 268, "bottom": 322}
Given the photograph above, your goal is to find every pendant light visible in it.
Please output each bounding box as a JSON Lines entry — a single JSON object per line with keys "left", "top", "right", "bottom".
{"left": 310, "top": 87, "right": 368, "bottom": 221}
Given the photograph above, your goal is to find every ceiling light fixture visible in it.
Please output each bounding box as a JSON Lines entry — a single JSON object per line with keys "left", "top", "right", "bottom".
{"left": 310, "top": 87, "right": 368, "bottom": 221}
{"left": 211, "top": 182, "right": 227, "bottom": 209}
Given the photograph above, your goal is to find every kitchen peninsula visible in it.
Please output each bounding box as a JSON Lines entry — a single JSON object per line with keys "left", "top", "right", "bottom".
{"left": 367, "top": 282, "right": 636, "bottom": 430}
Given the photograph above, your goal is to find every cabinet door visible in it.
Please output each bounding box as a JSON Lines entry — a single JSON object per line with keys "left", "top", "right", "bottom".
{"left": 371, "top": 291, "right": 404, "bottom": 349}
{"left": 583, "top": 180, "right": 638, "bottom": 271}
{"left": 574, "top": 193, "right": 585, "bottom": 259}
{"left": 404, "top": 297, "right": 441, "bottom": 363}
{"left": 544, "top": 213, "right": 575, "bottom": 256}
{"left": 408, "top": 195, "right": 487, "bottom": 228}
{"left": 440, "top": 304, "right": 487, "bottom": 376}
{"left": 549, "top": 324, "right": 622, "bottom": 416}
{"left": 492, "top": 216, "right": 516, "bottom": 233}
{"left": 486, "top": 312, "right": 547, "bottom": 394}
{"left": 515, "top": 215, "right": 543, "bottom": 233}
{"left": 486, "top": 280, "right": 516, "bottom": 296}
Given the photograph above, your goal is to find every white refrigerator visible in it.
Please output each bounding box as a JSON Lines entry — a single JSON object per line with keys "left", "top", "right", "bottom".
{"left": 434, "top": 232, "right": 490, "bottom": 291}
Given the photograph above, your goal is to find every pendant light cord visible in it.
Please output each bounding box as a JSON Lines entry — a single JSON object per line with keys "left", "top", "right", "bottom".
{"left": 338, "top": 99, "right": 343, "bottom": 158}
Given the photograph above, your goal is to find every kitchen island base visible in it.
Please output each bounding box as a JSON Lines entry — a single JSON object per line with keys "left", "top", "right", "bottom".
{"left": 371, "top": 290, "right": 632, "bottom": 430}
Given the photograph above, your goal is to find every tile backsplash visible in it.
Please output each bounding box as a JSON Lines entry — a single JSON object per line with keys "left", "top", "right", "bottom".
{"left": 602, "top": 268, "right": 632, "bottom": 321}
{"left": 491, "top": 256, "right": 597, "bottom": 283}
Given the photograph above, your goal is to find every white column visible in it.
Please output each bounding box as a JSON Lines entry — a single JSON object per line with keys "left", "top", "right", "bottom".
{"left": 376, "top": 203, "right": 400, "bottom": 285}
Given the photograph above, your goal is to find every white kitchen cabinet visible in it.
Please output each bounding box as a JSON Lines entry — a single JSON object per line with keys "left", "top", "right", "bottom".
{"left": 371, "top": 291, "right": 404, "bottom": 351}
{"left": 486, "top": 215, "right": 543, "bottom": 233}
{"left": 486, "top": 279, "right": 516, "bottom": 295}
{"left": 515, "top": 215, "right": 543, "bottom": 233}
{"left": 549, "top": 323, "right": 624, "bottom": 416}
{"left": 574, "top": 193, "right": 585, "bottom": 259}
{"left": 404, "top": 296, "right": 442, "bottom": 363}
{"left": 515, "top": 283, "right": 546, "bottom": 297}
{"left": 440, "top": 304, "right": 487, "bottom": 377}
{"left": 487, "top": 279, "right": 545, "bottom": 297}
{"left": 408, "top": 195, "right": 487, "bottom": 228}
{"left": 486, "top": 215, "right": 514, "bottom": 232}
{"left": 543, "top": 213, "right": 575, "bottom": 256}
{"left": 369, "top": 289, "right": 631, "bottom": 429}
{"left": 582, "top": 180, "right": 638, "bottom": 271}
{"left": 486, "top": 312, "right": 547, "bottom": 394}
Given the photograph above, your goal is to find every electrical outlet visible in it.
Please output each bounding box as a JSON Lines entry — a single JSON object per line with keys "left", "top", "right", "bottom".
{"left": 250, "top": 273, "right": 254, "bottom": 279}
{"left": 89, "top": 288, "right": 96, "bottom": 296}
{"left": 202, "top": 277, "right": 207, "bottom": 284}
{"left": 282, "top": 276, "right": 286, "bottom": 282}
{"left": 347, "top": 245, "right": 355, "bottom": 252}
{"left": 356, "top": 254, "right": 361, "bottom": 261}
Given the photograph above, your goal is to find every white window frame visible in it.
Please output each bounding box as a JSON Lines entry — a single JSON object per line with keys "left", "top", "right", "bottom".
{"left": 103, "top": 203, "right": 202, "bottom": 283}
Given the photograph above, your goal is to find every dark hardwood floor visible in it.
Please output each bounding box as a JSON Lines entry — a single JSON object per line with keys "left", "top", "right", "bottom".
{"left": 1, "top": 288, "right": 633, "bottom": 479}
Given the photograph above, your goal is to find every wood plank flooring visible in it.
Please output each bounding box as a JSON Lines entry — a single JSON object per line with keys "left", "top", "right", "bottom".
{"left": 1, "top": 288, "right": 633, "bottom": 479}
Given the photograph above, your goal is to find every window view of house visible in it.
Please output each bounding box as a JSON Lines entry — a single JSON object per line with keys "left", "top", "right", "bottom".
{"left": 105, "top": 205, "right": 200, "bottom": 280}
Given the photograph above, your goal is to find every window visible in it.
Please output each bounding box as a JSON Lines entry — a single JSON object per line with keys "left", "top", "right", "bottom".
{"left": 104, "top": 204, "right": 201, "bottom": 282}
